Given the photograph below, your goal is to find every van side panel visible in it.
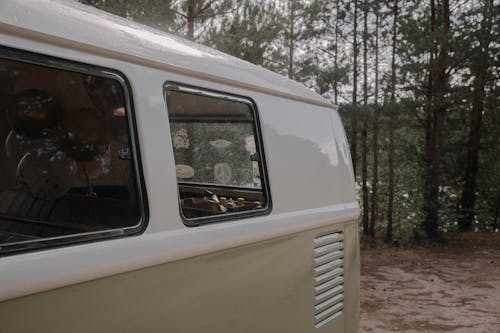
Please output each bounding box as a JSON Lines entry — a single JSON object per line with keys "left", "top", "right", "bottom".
{"left": 0, "top": 223, "right": 357, "bottom": 333}
{"left": 255, "top": 98, "right": 355, "bottom": 214}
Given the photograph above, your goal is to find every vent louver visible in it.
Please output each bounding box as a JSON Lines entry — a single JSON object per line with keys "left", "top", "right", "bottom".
{"left": 313, "top": 231, "right": 344, "bottom": 328}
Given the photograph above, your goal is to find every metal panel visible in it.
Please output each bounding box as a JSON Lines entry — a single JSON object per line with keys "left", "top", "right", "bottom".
{"left": 0, "top": 223, "right": 356, "bottom": 333}
{"left": 313, "top": 231, "right": 345, "bottom": 329}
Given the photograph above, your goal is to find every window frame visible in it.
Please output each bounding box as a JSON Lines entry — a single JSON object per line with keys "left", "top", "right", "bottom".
{"left": 164, "top": 82, "right": 272, "bottom": 226}
{"left": 0, "top": 46, "right": 148, "bottom": 256}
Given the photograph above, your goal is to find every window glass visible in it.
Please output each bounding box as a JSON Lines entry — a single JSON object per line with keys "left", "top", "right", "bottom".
{"left": 166, "top": 87, "right": 268, "bottom": 221}
{"left": 0, "top": 54, "right": 142, "bottom": 253}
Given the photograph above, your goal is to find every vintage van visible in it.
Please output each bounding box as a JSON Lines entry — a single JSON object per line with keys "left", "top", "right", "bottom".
{"left": 0, "top": 0, "right": 359, "bottom": 332}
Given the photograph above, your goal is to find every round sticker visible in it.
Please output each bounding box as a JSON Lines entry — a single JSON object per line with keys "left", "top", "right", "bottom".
{"left": 176, "top": 164, "right": 195, "bottom": 179}
{"left": 214, "top": 162, "right": 232, "bottom": 184}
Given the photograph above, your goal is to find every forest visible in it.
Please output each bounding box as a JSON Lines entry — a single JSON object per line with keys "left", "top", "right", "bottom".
{"left": 79, "top": 0, "right": 500, "bottom": 242}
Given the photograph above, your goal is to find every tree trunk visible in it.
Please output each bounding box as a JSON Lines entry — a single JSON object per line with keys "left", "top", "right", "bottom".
{"left": 351, "top": 0, "right": 359, "bottom": 178}
{"left": 287, "top": 0, "right": 295, "bottom": 79}
{"left": 334, "top": 0, "right": 340, "bottom": 104}
{"left": 423, "top": 0, "right": 436, "bottom": 236}
{"left": 386, "top": 0, "right": 398, "bottom": 242}
{"left": 387, "top": 112, "right": 395, "bottom": 242}
{"left": 458, "top": 68, "right": 486, "bottom": 231}
{"left": 423, "top": 0, "right": 450, "bottom": 239}
{"left": 362, "top": 123, "right": 369, "bottom": 234}
{"left": 361, "top": 0, "right": 369, "bottom": 235}
{"left": 370, "top": 0, "right": 380, "bottom": 237}
{"left": 458, "top": 0, "right": 494, "bottom": 231}
{"left": 187, "top": 0, "right": 195, "bottom": 40}
{"left": 389, "top": 3, "right": 397, "bottom": 103}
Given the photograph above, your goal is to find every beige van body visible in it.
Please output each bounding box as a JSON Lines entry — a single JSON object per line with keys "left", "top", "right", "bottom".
{"left": 0, "top": 1, "right": 360, "bottom": 332}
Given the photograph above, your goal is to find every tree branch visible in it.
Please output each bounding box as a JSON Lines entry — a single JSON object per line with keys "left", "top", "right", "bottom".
{"left": 195, "top": 0, "right": 217, "bottom": 17}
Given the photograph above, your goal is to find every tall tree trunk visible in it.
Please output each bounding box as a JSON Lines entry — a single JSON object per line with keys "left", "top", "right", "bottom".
{"left": 423, "top": 0, "right": 450, "bottom": 239}
{"left": 288, "top": 0, "right": 295, "bottom": 79}
{"left": 361, "top": 0, "right": 369, "bottom": 235}
{"left": 387, "top": 111, "right": 395, "bottom": 242}
{"left": 370, "top": 0, "right": 380, "bottom": 237}
{"left": 458, "top": 66, "right": 487, "bottom": 231}
{"left": 424, "top": 0, "right": 436, "bottom": 236}
{"left": 187, "top": 0, "right": 195, "bottom": 40}
{"left": 458, "top": 0, "right": 494, "bottom": 231}
{"left": 386, "top": 0, "right": 398, "bottom": 242}
{"left": 334, "top": 0, "right": 340, "bottom": 104}
{"left": 351, "top": 0, "right": 359, "bottom": 177}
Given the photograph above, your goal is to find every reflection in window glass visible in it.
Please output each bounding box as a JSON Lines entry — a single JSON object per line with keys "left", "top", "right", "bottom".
{"left": 0, "top": 55, "right": 142, "bottom": 253}
{"left": 166, "top": 88, "right": 268, "bottom": 221}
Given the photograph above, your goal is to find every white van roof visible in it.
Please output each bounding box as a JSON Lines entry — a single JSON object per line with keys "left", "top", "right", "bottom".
{"left": 0, "top": 0, "right": 333, "bottom": 108}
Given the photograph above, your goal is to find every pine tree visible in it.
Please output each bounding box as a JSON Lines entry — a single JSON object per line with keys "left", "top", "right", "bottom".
{"left": 361, "top": 0, "right": 370, "bottom": 236}
{"left": 351, "top": 0, "right": 359, "bottom": 177}
{"left": 386, "top": 0, "right": 398, "bottom": 242}
{"left": 314, "top": 0, "right": 350, "bottom": 103}
{"left": 423, "top": 0, "right": 451, "bottom": 239}
{"left": 369, "top": 0, "right": 380, "bottom": 237}
{"left": 458, "top": 0, "right": 496, "bottom": 231}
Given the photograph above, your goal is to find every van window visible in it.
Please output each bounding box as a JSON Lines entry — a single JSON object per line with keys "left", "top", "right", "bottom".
{"left": 165, "top": 85, "right": 269, "bottom": 223}
{"left": 0, "top": 51, "right": 144, "bottom": 254}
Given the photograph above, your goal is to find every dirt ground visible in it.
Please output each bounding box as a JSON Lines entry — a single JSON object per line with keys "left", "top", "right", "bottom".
{"left": 360, "top": 233, "right": 500, "bottom": 333}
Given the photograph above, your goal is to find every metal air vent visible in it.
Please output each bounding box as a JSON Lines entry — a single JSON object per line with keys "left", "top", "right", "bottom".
{"left": 313, "top": 231, "right": 344, "bottom": 328}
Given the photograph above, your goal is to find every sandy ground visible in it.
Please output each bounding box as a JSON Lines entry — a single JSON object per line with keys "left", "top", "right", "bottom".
{"left": 360, "top": 233, "right": 500, "bottom": 333}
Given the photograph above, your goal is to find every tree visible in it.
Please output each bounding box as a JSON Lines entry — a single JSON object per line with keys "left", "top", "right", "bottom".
{"left": 458, "top": 0, "right": 496, "bottom": 231}
{"left": 361, "top": 0, "right": 370, "bottom": 235}
{"left": 282, "top": 0, "right": 324, "bottom": 81}
{"left": 369, "top": 0, "right": 381, "bottom": 237}
{"left": 423, "top": 0, "right": 451, "bottom": 239}
{"left": 206, "top": 0, "right": 282, "bottom": 66}
{"left": 386, "top": 0, "right": 398, "bottom": 242}
{"left": 351, "top": 0, "right": 359, "bottom": 177}
{"left": 314, "top": 0, "right": 350, "bottom": 104}
{"left": 179, "top": 0, "right": 234, "bottom": 40}
{"left": 333, "top": 0, "right": 344, "bottom": 104}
